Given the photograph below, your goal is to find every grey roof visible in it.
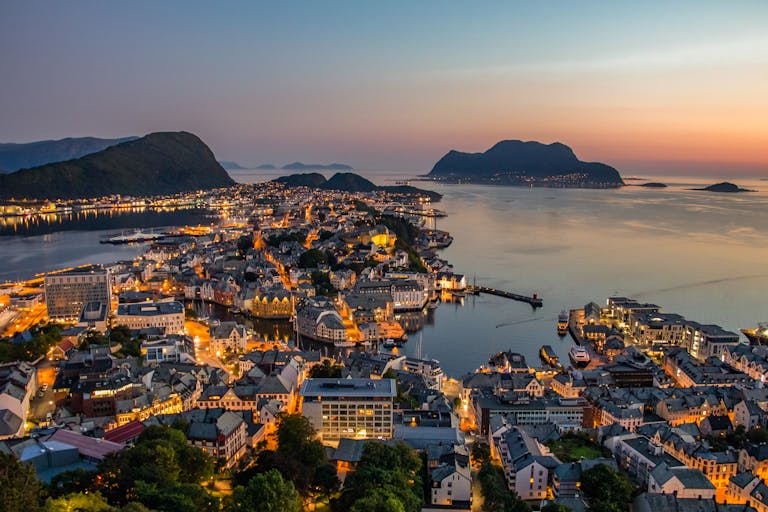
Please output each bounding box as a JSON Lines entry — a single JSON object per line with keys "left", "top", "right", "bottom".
{"left": 117, "top": 301, "right": 183, "bottom": 316}
{"left": 333, "top": 438, "right": 368, "bottom": 462}
{"left": 651, "top": 463, "right": 715, "bottom": 490}
{"left": 300, "top": 378, "right": 396, "bottom": 398}
{"left": 634, "top": 493, "right": 756, "bottom": 512}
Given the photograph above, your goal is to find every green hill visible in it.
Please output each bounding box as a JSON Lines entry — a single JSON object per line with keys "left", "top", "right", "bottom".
{"left": 0, "top": 131, "right": 235, "bottom": 200}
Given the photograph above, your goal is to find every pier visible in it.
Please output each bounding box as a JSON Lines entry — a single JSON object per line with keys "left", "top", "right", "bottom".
{"left": 465, "top": 286, "right": 543, "bottom": 307}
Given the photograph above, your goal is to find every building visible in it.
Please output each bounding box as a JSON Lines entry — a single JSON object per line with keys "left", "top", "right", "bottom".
{"left": 45, "top": 266, "right": 112, "bottom": 321}
{"left": 251, "top": 288, "right": 293, "bottom": 319}
{"left": 299, "top": 378, "right": 396, "bottom": 443}
{"left": 141, "top": 335, "right": 196, "bottom": 364}
{"left": 210, "top": 322, "right": 248, "bottom": 355}
{"left": 0, "top": 362, "right": 37, "bottom": 439}
{"left": 77, "top": 301, "right": 109, "bottom": 333}
{"left": 183, "top": 408, "right": 248, "bottom": 469}
{"left": 648, "top": 463, "right": 717, "bottom": 499}
{"left": 115, "top": 301, "right": 185, "bottom": 334}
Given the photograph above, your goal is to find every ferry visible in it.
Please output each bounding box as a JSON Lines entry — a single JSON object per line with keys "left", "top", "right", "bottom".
{"left": 539, "top": 345, "right": 559, "bottom": 367}
{"left": 569, "top": 345, "right": 591, "bottom": 368}
{"left": 100, "top": 230, "right": 165, "bottom": 245}
{"left": 557, "top": 310, "right": 569, "bottom": 336}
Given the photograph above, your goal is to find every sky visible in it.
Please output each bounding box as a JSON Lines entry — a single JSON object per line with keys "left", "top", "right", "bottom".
{"left": 1, "top": 1, "right": 767, "bottom": 175}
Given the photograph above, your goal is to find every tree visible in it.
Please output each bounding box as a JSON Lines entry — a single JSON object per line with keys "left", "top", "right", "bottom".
{"left": 580, "top": 464, "right": 633, "bottom": 512}
{"left": 350, "top": 488, "right": 406, "bottom": 512}
{"left": 48, "top": 467, "right": 97, "bottom": 498}
{"left": 0, "top": 453, "right": 45, "bottom": 512}
{"left": 308, "top": 359, "right": 343, "bottom": 378}
{"left": 477, "top": 461, "right": 531, "bottom": 512}
{"left": 313, "top": 462, "right": 341, "bottom": 500}
{"left": 541, "top": 503, "right": 572, "bottom": 512}
{"left": 471, "top": 442, "right": 491, "bottom": 467}
{"left": 226, "top": 469, "right": 301, "bottom": 512}
{"left": 47, "top": 492, "right": 114, "bottom": 512}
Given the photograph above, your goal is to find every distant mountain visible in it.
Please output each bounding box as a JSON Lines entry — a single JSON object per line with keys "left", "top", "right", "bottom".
{"left": 218, "top": 160, "right": 247, "bottom": 170}
{"left": 428, "top": 140, "right": 623, "bottom": 187}
{"left": 273, "top": 172, "right": 442, "bottom": 201}
{"left": 281, "top": 162, "right": 354, "bottom": 171}
{"left": 255, "top": 164, "right": 277, "bottom": 170}
{"left": 694, "top": 182, "right": 754, "bottom": 193}
{"left": 0, "top": 131, "right": 235, "bottom": 200}
{"left": 321, "top": 172, "right": 377, "bottom": 192}
{"left": 274, "top": 172, "right": 327, "bottom": 188}
{"left": 0, "top": 136, "right": 138, "bottom": 173}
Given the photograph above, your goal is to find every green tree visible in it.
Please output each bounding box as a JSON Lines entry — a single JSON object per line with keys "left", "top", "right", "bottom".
{"left": 580, "top": 464, "right": 633, "bottom": 512}
{"left": 477, "top": 461, "right": 531, "bottom": 512}
{"left": 308, "top": 359, "right": 343, "bottom": 378}
{"left": 541, "top": 503, "right": 572, "bottom": 512}
{"left": 48, "top": 467, "right": 97, "bottom": 498}
{"left": 471, "top": 442, "right": 491, "bottom": 466}
{"left": 47, "top": 492, "right": 114, "bottom": 512}
{"left": 226, "top": 469, "right": 301, "bottom": 512}
{"left": 0, "top": 452, "right": 45, "bottom": 512}
{"left": 350, "top": 488, "right": 406, "bottom": 512}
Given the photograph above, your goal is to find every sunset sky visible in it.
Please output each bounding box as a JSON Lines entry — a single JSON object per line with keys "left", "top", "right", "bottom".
{"left": 2, "top": 1, "right": 767, "bottom": 175}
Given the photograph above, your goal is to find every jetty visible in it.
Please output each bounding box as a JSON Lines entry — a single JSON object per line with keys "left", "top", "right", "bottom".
{"left": 465, "top": 286, "right": 543, "bottom": 308}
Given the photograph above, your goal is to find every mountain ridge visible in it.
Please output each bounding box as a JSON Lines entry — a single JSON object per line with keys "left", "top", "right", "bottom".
{"left": 0, "top": 136, "right": 138, "bottom": 173}
{"left": 428, "top": 139, "right": 623, "bottom": 187}
{"left": 0, "top": 131, "right": 235, "bottom": 200}
{"left": 274, "top": 172, "right": 442, "bottom": 200}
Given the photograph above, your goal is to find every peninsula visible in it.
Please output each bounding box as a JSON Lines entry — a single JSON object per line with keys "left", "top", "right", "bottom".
{"left": 275, "top": 172, "right": 442, "bottom": 200}
{"left": 0, "top": 131, "right": 235, "bottom": 200}
{"left": 427, "top": 139, "right": 624, "bottom": 188}
{"left": 0, "top": 136, "right": 138, "bottom": 173}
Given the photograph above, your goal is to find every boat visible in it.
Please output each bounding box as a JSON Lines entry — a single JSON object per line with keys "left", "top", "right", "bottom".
{"left": 741, "top": 323, "right": 768, "bottom": 345}
{"left": 427, "top": 303, "right": 438, "bottom": 311}
{"left": 539, "top": 345, "right": 559, "bottom": 366}
{"left": 557, "top": 311, "right": 569, "bottom": 336}
{"left": 569, "top": 345, "right": 591, "bottom": 368}
{"left": 382, "top": 339, "right": 396, "bottom": 349}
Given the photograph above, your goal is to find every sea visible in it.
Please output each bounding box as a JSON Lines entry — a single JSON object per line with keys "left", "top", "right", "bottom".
{"left": 3, "top": 169, "right": 768, "bottom": 376}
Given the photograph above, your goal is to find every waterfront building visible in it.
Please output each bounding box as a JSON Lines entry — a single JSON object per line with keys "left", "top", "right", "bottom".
{"left": 354, "top": 279, "right": 428, "bottom": 311}
{"left": 115, "top": 301, "right": 185, "bottom": 335}
{"left": 45, "top": 266, "right": 112, "bottom": 321}
{"left": 663, "top": 347, "right": 752, "bottom": 388}
{"left": 296, "top": 299, "right": 349, "bottom": 344}
{"left": 251, "top": 288, "right": 292, "bottom": 319}
{"left": 299, "top": 378, "right": 396, "bottom": 443}
{"left": 210, "top": 322, "right": 248, "bottom": 355}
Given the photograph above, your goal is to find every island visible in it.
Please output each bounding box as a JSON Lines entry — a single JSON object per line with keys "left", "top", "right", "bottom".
{"left": 427, "top": 139, "right": 624, "bottom": 188}
{"left": 274, "top": 171, "right": 442, "bottom": 201}
{"left": 281, "top": 162, "right": 354, "bottom": 171}
{"left": 640, "top": 182, "right": 668, "bottom": 188}
{"left": 693, "top": 182, "right": 754, "bottom": 193}
{"left": 255, "top": 164, "right": 278, "bottom": 170}
{"left": 0, "top": 131, "right": 235, "bottom": 200}
{"left": 0, "top": 136, "right": 138, "bottom": 173}
{"left": 218, "top": 160, "right": 247, "bottom": 170}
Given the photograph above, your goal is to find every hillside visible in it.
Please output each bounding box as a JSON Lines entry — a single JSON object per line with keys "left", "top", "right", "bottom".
{"left": 0, "top": 136, "right": 138, "bottom": 173}
{"left": 694, "top": 182, "right": 754, "bottom": 193}
{"left": 0, "top": 131, "right": 235, "bottom": 200}
{"left": 218, "top": 160, "right": 246, "bottom": 170}
{"left": 273, "top": 172, "right": 442, "bottom": 200}
{"left": 428, "top": 140, "right": 623, "bottom": 187}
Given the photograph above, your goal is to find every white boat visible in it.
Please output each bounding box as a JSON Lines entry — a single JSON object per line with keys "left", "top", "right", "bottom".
{"left": 569, "top": 345, "right": 590, "bottom": 368}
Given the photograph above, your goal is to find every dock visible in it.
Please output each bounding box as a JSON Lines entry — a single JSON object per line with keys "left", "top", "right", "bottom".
{"left": 465, "top": 286, "right": 543, "bottom": 308}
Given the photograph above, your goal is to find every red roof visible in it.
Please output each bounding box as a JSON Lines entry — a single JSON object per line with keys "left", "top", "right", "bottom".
{"left": 56, "top": 339, "right": 76, "bottom": 352}
{"left": 48, "top": 428, "right": 124, "bottom": 460}
{"left": 104, "top": 420, "right": 146, "bottom": 444}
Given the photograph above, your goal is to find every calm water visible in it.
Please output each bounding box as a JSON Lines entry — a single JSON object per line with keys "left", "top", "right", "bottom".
{"left": 4, "top": 170, "right": 768, "bottom": 376}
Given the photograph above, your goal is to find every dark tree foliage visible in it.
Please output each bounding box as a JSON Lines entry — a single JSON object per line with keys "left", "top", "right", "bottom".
{"left": 0, "top": 452, "right": 45, "bottom": 512}
{"left": 0, "top": 323, "right": 61, "bottom": 363}
{"left": 226, "top": 469, "right": 301, "bottom": 512}
{"left": 477, "top": 462, "right": 531, "bottom": 512}
{"left": 335, "top": 442, "right": 423, "bottom": 512}
{"left": 541, "top": 503, "right": 572, "bottom": 512}
{"left": 237, "top": 234, "right": 254, "bottom": 256}
{"left": 580, "top": 464, "right": 634, "bottom": 512}
{"left": 299, "top": 248, "right": 328, "bottom": 268}
{"left": 308, "top": 359, "right": 344, "bottom": 378}
{"left": 265, "top": 231, "right": 306, "bottom": 247}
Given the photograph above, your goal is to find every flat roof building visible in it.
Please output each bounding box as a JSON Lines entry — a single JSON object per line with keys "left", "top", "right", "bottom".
{"left": 116, "top": 301, "right": 185, "bottom": 335}
{"left": 300, "top": 378, "right": 396, "bottom": 444}
{"left": 45, "top": 266, "right": 112, "bottom": 321}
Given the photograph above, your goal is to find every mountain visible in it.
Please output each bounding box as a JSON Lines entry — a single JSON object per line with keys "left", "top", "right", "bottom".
{"left": 0, "top": 136, "right": 138, "bottom": 173}
{"left": 640, "top": 182, "right": 667, "bottom": 188}
{"left": 321, "top": 172, "right": 377, "bottom": 192}
{"left": 694, "top": 182, "right": 754, "bottom": 193}
{"left": 274, "top": 172, "right": 327, "bottom": 188}
{"left": 273, "top": 172, "right": 442, "bottom": 201}
{"left": 281, "top": 162, "right": 354, "bottom": 171}
{"left": 0, "top": 131, "right": 235, "bottom": 200}
{"left": 428, "top": 140, "right": 624, "bottom": 187}
{"left": 256, "top": 164, "right": 277, "bottom": 170}
{"left": 218, "top": 160, "right": 246, "bottom": 170}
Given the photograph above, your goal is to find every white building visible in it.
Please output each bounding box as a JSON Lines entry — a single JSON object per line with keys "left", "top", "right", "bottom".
{"left": 210, "top": 322, "right": 248, "bottom": 355}
{"left": 141, "top": 335, "right": 196, "bottom": 364}
{"left": 299, "top": 378, "right": 396, "bottom": 443}
{"left": 115, "top": 301, "right": 185, "bottom": 334}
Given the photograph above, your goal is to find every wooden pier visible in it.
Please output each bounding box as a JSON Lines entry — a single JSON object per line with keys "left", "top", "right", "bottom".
{"left": 464, "top": 286, "right": 543, "bottom": 308}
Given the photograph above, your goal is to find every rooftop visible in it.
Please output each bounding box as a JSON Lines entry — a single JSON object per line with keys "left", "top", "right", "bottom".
{"left": 300, "top": 378, "right": 396, "bottom": 398}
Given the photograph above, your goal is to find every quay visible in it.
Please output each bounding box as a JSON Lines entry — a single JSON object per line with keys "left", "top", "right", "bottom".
{"left": 464, "top": 286, "right": 543, "bottom": 308}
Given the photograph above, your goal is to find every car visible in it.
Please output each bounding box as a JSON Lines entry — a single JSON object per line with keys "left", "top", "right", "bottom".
{"left": 41, "top": 384, "right": 49, "bottom": 391}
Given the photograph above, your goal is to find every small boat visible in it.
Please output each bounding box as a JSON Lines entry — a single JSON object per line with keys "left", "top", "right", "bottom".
{"left": 557, "top": 311, "right": 569, "bottom": 336}
{"left": 382, "top": 339, "right": 396, "bottom": 349}
{"left": 540, "top": 345, "right": 559, "bottom": 366}
{"left": 569, "top": 345, "right": 591, "bottom": 368}
{"left": 741, "top": 323, "right": 768, "bottom": 345}
{"left": 427, "top": 303, "right": 438, "bottom": 311}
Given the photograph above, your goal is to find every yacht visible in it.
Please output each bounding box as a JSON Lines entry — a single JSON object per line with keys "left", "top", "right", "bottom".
{"left": 569, "top": 345, "right": 591, "bottom": 368}
{"left": 557, "top": 310, "right": 569, "bottom": 336}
